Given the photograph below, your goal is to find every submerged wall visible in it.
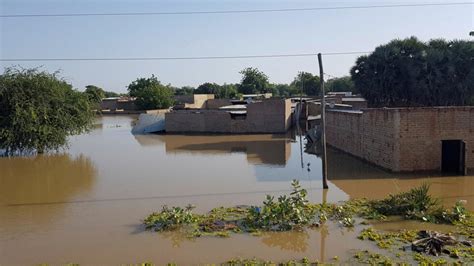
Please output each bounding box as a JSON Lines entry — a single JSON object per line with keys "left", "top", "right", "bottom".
{"left": 165, "top": 99, "right": 292, "bottom": 133}
{"left": 326, "top": 107, "right": 474, "bottom": 172}
{"left": 326, "top": 109, "right": 400, "bottom": 171}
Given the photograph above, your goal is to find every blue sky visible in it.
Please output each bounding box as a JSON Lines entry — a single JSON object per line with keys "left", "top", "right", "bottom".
{"left": 1, "top": 0, "right": 472, "bottom": 93}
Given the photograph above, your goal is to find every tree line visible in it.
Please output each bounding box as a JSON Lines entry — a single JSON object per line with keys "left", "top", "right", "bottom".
{"left": 86, "top": 67, "right": 356, "bottom": 110}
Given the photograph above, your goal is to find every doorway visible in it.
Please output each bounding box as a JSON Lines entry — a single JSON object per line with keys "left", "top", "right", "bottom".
{"left": 441, "top": 140, "right": 466, "bottom": 175}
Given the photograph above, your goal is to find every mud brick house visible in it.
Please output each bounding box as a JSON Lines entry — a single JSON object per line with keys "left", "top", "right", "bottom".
{"left": 326, "top": 107, "right": 474, "bottom": 174}
{"left": 165, "top": 99, "right": 292, "bottom": 134}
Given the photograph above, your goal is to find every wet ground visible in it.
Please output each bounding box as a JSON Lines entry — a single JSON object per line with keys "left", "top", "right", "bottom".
{"left": 0, "top": 115, "right": 472, "bottom": 265}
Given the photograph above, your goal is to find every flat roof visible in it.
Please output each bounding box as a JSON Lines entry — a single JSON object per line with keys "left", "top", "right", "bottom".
{"left": 342, "top": 98, "right": 366, "bottom": 102}
{"left": 219, "top": 104, "right": 247, "bottom": 110}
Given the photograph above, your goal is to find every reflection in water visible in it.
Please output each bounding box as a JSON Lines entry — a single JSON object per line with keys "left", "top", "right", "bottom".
{"left": 134, "top": 134, "right": 292, "bottom": 166}
{"left": 0, "top": 154, "right": 97, "bottom": 244}
{"left": 327, "top": 148, "right": 474, "bottom": 210}
{"left": 261, "top": 230, "right": 309, "bottom": 252}
{"left": 160, "top": 229, "right": 197, "bottom": 248}
{"left": 0, "top": 154, "right": 97, "bottom": 205}
{"left": 370, "top": 216, "right": 456, "bottom": 233}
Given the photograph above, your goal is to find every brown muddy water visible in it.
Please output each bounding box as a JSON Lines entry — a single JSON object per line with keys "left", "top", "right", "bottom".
{"left": 0, "top": 115, "right": 473, "bottom": 265}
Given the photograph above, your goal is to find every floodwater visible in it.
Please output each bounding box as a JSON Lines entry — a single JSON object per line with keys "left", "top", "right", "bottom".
{"left": 0, "top": 115, "right": 472, "bottom": 265}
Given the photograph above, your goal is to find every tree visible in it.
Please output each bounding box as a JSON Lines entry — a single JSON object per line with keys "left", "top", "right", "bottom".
{"left": 351, "top": 37, "right": 474, "bottom": 107}
{"left": 326, "top": 76, "right": 357, "bottom": 93}
{"left": 271, "top": 83, "right": 299, "bottom": 98}
{"left": 84, "top": 85, "right": 105, "bottom": 109}
{"left": 0, "top": 67, "right": 94, "bottom": 155}
{"left": 128, "top": 75, "right": 161, "bottom": 97}
{"left": 195, "top": 82, "right": 238, "bottom": 99}
{"left": 195, "top": 82, "right": 220, "bottom": 95}
{"left": 238, "top": 67, "right": 270, "bottom": 94}
{"left": 219, "top": 84, "right": 238, "bottom": 99}
{"left": 174, "top": 86, "right": 195, "bottom": 96}
{"left": 104, "top": 91, "right": 119, "bottom": 97}
{"left": 127, "top": 75, "right": 174, "bottom": 110}
{"left": 291, "top": 72, "right": 321, "bottom": 96}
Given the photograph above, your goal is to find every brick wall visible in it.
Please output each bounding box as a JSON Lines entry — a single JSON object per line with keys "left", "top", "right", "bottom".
{"left": 398, "top": 107, "right": 474, "bottom": 172}
{"left": 326, "top": 109, "right": 400, "bottom": 171}
{"left": 326, "top": 107, "right": 474, "bottom": 172}
{"left": 165, "top": 99, "right": 292, "bottom": 133}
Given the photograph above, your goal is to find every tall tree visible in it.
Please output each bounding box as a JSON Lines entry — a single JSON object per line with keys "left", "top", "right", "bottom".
{"left": 127, "top": 75, "right": 174, "bottom": 110}
{"left": 84, "top": 85, "right": 105, "bottom": 106}
{"left": 238, "top": 67, "right": 269, "bottom": 94}
{"left": 195, "top": 82, "right": 221, "bottom": 95}
{"left": 0, "top": 67, "right": 94, "bottom": 155}
{"left": 104, "top": 91, "right": 119, "bottom": 97}
{"left": 351, "top": 37, "right": 474, "bottom": 107}
{"left": 326, "top": 76, "right": 357, "bottom": 93}
{"left": 174, "top": 86, "right": 195, "bottom": 96}
{"left": 128, "top": 75, "right": 161, "bottom": 97}
{"left": 291, "top": 72, "right": 321, "bottom": 96}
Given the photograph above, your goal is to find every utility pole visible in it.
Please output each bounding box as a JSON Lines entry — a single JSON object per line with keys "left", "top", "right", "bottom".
{"left": 318, "top": 53, "right": 329, "bottom": 189}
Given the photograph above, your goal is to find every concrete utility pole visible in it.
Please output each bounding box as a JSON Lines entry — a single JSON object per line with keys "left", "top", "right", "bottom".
{"left": 318, "top": 53, "right": 329, "bottom": 189}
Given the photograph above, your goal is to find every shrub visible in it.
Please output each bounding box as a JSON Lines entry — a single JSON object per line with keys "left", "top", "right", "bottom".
{"left": 246, "top": 180, "right": 316, "bottom": 231}
{"left": 0, "top": 67, "right": 94, "bottom": 155}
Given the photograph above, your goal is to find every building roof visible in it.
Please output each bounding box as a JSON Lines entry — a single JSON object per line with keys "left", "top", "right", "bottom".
{"left": 341, "top": 97, "right": 366, "bottom": 102}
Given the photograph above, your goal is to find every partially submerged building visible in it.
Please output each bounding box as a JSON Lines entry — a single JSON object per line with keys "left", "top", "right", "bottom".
{"left": 326, "top": 107, "right": 474, "bottom": 174}
{"left": 100, "top": 97, "right": 138, "bottom": 113}
{"left": 165, "top": 98, "right": 292, "bottom": 133}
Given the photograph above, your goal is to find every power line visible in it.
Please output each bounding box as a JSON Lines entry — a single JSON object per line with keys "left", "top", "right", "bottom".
{"left": 1, "top": 2, "right": 471, "bottom": 18}
{"left": 0, "top": 51, "right": 371, "bottom": 62}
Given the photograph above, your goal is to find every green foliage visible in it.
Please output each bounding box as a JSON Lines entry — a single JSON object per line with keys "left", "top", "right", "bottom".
{"left": 127, "top": 75, "right": 174, "bottom": 110}
{"left": 84, "top": 85, "right": 105, "bottom": 104}
{"left": 104, "top": 90, "right": 120, "bottom": 98}
{"left": 238, "top": 67, "right": 270, "bottom": 94}
{"left": 432, "top": 200, "right": 470, "bottom": 225}
{"left": 0, "top": 67, "right": 94, "bottom": 155}
{"left": 370, "top": 184, "right": 438, "bottom": 218}
{"left": 195, "top": 82, "right": 221, "bottom": 95}
{"left": 144, "top": 205, "right": 198, "bottom": 231}
{"left": 291, "top": 72, "right": 321, "bottom": 96}
{"left": 218, "top": 84, "right": 239, "bottom": 99}
{"left": 325, "top": 76, "right": 357, "bottom": 93}
{"left": 174, "top": 86, "right": 195, "bottom": 96}
{"left": 128, "top": 75, "right": 160, "bottom": 97}
{"left": 246, "top": 180, "right": 316, "bottom": 231}
{"left": 272, "top": 84, "right": 300, "bottom": 98}
{"left": 351, "top": 37, "right": 474, "bottom": 107}
{"left": 194, "top": 83, "right": 238, "bottom": 99}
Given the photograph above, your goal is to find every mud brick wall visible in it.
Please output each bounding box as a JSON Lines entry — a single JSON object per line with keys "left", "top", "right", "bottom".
{"left": 398, "top": 107, "right": 474, "bottom": 172}
{"left": 326, "top": 109, "right": 400, "bottom": 171}
{"left": 165, "top": 99, "right": 292, "bottom": 133}
{"left": 326, "top": 107, "right": 474, "bottom": 172}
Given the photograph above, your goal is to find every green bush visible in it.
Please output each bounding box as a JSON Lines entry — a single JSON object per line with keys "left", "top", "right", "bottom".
{"left": 370, "top": 184, "right": 438, "bottom": 217}
{"left": 144, "top": 205, "right": 198, "bottom": 231}
{"left": 246, "top": 180, "right": 316, "bottom": 231}
{"left": 0, "top": 67, "right": 94, "bottom": 155}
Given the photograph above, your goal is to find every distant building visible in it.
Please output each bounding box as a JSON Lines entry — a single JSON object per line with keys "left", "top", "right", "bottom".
{"left": 326, "top": 107, "right": 474, "bottom": 174}
{"left": 100, "top": 97, "right": 138, "bottom": 112}
{"left": 242, "top": 93, "right": 273, "bottom": 101}
{"left": 341, "top": 97, "right": 368, "bottom": 110}
{"left": 328, "top": 91, "right": 352, "bottom": 97}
